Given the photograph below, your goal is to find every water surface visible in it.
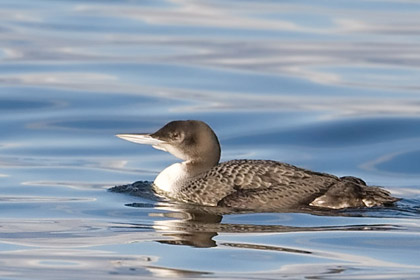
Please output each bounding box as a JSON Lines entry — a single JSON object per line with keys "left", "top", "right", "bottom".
{"left": 1, "top": 0, "right": 420, "bottom": 279}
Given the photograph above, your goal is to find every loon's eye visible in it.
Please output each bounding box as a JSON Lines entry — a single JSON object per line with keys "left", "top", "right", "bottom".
{"left": 171, "top": 132, "right": 179, "bottom": 139}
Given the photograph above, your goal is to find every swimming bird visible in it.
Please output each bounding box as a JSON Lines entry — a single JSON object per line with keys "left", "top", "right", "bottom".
{"left": 116, "top": 120, "right": 398, "bottom": 210}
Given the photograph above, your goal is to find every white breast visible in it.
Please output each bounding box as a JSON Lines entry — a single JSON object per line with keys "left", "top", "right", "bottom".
{"left": 154, "top": 163, "right": 189, "bottom": 193}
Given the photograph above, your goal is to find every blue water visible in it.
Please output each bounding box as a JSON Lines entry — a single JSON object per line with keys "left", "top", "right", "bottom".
{"left": 1, "top": 0, "right": 420, "bottom": 279}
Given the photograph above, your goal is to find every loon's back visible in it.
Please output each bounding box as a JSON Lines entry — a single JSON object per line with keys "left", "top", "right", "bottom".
{"left": 162, "top": 159, "right": 398, "bottom": 210}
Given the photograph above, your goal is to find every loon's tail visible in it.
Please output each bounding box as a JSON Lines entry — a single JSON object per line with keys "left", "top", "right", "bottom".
{"left": 310, "top": 176, "right": 399, "bottom": 209}
{"left": 360, "top": 185, "right": 400, "bottom": 207}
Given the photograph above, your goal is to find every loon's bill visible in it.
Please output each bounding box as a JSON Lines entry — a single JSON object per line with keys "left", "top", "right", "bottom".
{"left": 116, "top": 120, "right": 399, "bottom": 210}
{"left": 116, "top": 133, "right": 164, "bottom": 145}
{"left": 116, "top": 133, "right": 167, "bottom": 152}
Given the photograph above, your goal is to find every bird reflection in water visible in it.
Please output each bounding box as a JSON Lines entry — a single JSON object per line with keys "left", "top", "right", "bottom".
{"left": 111, "top": 181, "right": 398, "bottom": 249}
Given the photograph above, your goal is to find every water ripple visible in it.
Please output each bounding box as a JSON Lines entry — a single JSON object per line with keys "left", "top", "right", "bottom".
{"left": 1, "top": 0, "right": 420, "bottom": 278}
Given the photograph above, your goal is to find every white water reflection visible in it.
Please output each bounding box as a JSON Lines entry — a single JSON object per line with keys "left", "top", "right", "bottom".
{"left": 1, "top": 71, "right": 420, "bottom": 116}
{"left": 1, "top": 1, "right": 420, "bottom": 93}
{"left": 2, "top": 203, "right": 419, "bottom": 279}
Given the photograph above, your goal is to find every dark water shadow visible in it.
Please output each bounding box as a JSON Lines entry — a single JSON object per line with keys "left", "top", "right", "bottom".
{"left": 224, "top": 117, "right": 420, "bottom": 148}
{"left": 0, "top": 98, "right": 56, "bottom": 111}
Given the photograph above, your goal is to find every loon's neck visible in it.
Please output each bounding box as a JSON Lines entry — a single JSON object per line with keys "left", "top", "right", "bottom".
{"left": 154, "top": 160, "right": 216, "bottom": 193}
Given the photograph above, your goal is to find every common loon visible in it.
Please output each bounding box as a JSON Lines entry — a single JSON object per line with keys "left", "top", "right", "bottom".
{"left": 116, "top": 120, "right": 398, "bottom": 210}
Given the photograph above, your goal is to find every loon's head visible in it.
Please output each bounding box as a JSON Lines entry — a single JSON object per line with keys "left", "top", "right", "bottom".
{"left": 117, "top": 120, "right": 221, "bottom": 166}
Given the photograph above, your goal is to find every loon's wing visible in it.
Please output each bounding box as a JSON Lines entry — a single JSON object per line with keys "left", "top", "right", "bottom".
{"left": 177, "top": 159, "right": 398, "bottom": 209}
{"left": 178, "top": 159, "right": 338, "bottom": 207}
{"left": 216, "top": 183, "right": 324, "bottom": 209}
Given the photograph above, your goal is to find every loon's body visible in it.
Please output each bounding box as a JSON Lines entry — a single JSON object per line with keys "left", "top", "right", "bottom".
{"left": 117, "top": 120, "right": 398, "bottom": 210}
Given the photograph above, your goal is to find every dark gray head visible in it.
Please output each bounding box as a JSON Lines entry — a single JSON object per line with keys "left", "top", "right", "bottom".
{"left": 117, "top": 120, "right": 221, "bottom": 166}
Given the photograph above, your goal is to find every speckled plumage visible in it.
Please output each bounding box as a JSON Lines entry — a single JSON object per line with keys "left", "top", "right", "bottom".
{"left": 153, "top": 159, "right": 398, "bottom": 210}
